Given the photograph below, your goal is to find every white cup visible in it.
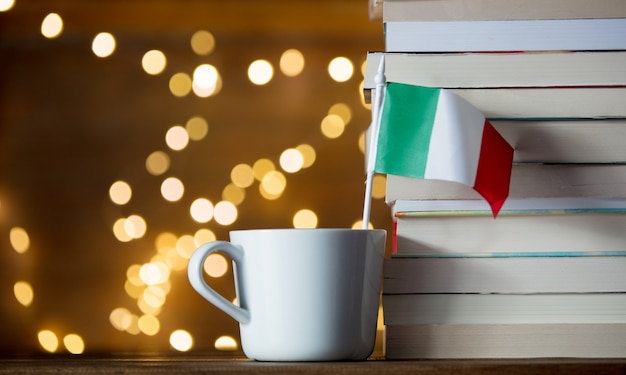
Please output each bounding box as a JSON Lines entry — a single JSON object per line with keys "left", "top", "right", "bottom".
{"left": 187, "top": 228, "right": 386, "bottom": 361}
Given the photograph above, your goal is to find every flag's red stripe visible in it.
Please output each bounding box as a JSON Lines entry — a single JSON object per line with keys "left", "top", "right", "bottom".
{"left": 473, "top": 120, "right": 514, "bottom": 217}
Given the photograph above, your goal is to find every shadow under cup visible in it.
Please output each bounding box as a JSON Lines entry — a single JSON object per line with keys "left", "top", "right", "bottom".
{"left": 187, "top": 228, "right": 386, "bottom": 361}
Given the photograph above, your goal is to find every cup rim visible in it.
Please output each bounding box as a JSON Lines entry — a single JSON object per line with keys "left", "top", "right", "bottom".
{"left": 230, "top": 228, "right": 386, "bottom": 234}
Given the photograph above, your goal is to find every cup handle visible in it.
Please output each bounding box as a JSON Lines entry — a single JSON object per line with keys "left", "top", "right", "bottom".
{"left": 187, "top": 241, "right": 251, "bottom": 324}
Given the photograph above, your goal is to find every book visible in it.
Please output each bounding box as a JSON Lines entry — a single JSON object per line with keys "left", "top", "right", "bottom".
{"left": 367, "top": 118, "right": 626, "bottom": 164}
{"left": 385, "top": 164, "right": 626, "bottom": 203}
{"left": 391, "top": 199, "right": 626, "bottom": 257}
{"left": 384, "top": 18, "right": 626, "bottom": 52}
{"left": 381, "top": 0, "right": 626, "bottom": 22}
{"left": 367, "top": 87, "right": 626, "bottom": 119}
{"left": 374, "top": 1, "right": 626, "bottom": 362}
{"left": 384, "top": 324, "right": 626, "bottom": 359}
{"left": 493, "top": 119, "right": 626, "bottom": 164}
{"left": 382, "top": 293, "right": 626, "bottom": 325}
{"left": 382, "top": 257, "right": 626, "bottom": 294}
{"left": 363, "top": 51, "right": 626, "bottom": 91}
{"left": 392, "top": 197, "right": 626, "bottom": 212}
{"left": 363, "top": 52, "right": 626, "bottom": 118}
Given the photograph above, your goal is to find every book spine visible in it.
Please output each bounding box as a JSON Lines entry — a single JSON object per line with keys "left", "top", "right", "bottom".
{"left": 382, "top": 257, "right": 626, "bottom": 294}
{"left": 364, "top": 51, "right": 626, "bottom": 90}
{"left": 366, "top": 87, "right": 626, "bottom": 119}
{"left": 392, "top": 207, "right": 626, "bottom": 256}
{"left": 382, "top": 294, "right": 626, "bottom": 325}
{"left": 385, "top": 19, "right": 626, "bottom": 52}
{"left": 382, "top": 0, "right": 626, "bottom": 22}
{"left": 385, "top": 164, "right": 626, "bottom": 202}
{"left": 384, "top": 324, "right": 626, "bottom": 359}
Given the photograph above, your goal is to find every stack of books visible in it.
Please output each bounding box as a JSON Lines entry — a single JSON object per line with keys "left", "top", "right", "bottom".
{"left": 365, "top": 0, "right": 626, "bottom": 359}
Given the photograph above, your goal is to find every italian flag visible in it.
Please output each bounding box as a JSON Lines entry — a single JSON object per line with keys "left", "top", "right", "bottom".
{"left": 373, "top": 82, "right": 514, "bottom": 216}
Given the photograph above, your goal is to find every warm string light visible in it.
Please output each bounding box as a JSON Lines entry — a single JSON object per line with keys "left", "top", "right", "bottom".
{"left": 0, "top": 0, "right": 15, "bottom": 12}
{"left": 41, "top": 13, "right": 63, "bottom": 38}
{"left": 105, "top": 34, "right": 371, "bottom": 350}
{"left": 9, "top": 223, "right": 87, "bottom": 354}
{"left": 5, "top": 6, "right": 384, "bottom": 355}
{"left": 91, "top": 32, "right": 116, "bottom": 58}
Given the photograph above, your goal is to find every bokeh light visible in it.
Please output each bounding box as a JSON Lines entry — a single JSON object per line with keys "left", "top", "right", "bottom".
{"left": 125, "top": 315, "right": 141, "bottom": 335}
{"left": 139, "top": 291, "right": 162, "bottom": 316}
{"left": 124, "top": 280, "right": 143, "bottom": 300}
{"left": 0, "top": 0, "right": 15, "bottom": 12}
{"left": 329, "top": 102, "right": 352, "bottom": 125}
{"left": 185, "top": 116, "right": 209, "bottom": 141}
{"left": 320, "top": 114, "right": 345, "bottom": 139}
{"left": 10, "top": 227, "right": 30, "bottom": 253}
{"left": 372, "top": 174, "right": 387, "bottom": 199}
{"left": 359, "top": 80, "right": 370, "bottom": 109}
{"left": 231, "top": 163, "right": 255, "bottom": 188}
{"left": 146, "top": 151, "right": 170, "bottom": 176}
{"left": 165, "top": 125, "right": 189, "bottom": 151}
{"left": 92, "top": 32, "right": 116, "bottom": 58}
{"left": 170, "top": 330, "right": 194, "bottom": 352}
{"left": 279, "top": 148, "right": 304, "bottom": 173}
{"left": 280, "top": 49, "right": 305, "bottom": 77}
{"left": 176, "top": 234, "right": 196, "bottom": 259}
{"left": 293, "top": 209, "right": 318, "bottom": 228}
{"left": 193, "top": 64, "right": 218, "bottom": 88}
{"left": 193, "top": 228, "right": 216, "bottom": 247}
{"left": 138, "top": 296, "right": 160, "bottom": 318}
{"left": 63, "top": 334, "right": 85, "bottom": 355}
{"left": 190, "top": 198, "right": 214, "bottom": 223}
{"left": 248, "top": 59, "right": 273, "bottom": 85}
{"left": 139, "top": 262, "right": 170, "bottom": 286}
{"left": 222, "top": 183, "right": 246, "bottom": 206}
{"left": 124, "top": 214, "right": 147, "bottom": 239}
{"left": 252, "top": 159, "right": 275, "bottom": 181}
{"left": 296, "top": 144, "right": 316, "bottom": 168}
{"left": 142, "top": 286, "right": 167, "bottom": 309}
{"left": 193, "top": 64, "right": 221, "bottom": 97}
{"left": 142, "top": 50, "right": 167, "bottom": 75}
{"left": 260, "top": 170, "right": 286, "bottom": 198}
{"left": 38, "top": 330, "right": 59, "bottom": 353}
{"left": 110, "top": 307, "right": 133, "bottom": 331}
{"left": 169, "top": 72, "right": 192, "bottom": 97}
{"left": 161, "top": 177, "right": 185, "bottom": 202}
{"left": 215, "top": 336, "right": 238, "bottom": 351}
{"left": 328, "top": 56, "right": 354, "bottom": 82}
{"left": 191, "top": 30, "right": 216, "bottom": 56}
{"left": 156, "top": 232, "right": 177, "bottom": 252}
{"left": 138, "top": 314, "right": 160, "bottom": 336}
{"left": 13, "top": 281, "right": 34, "bottom": 307}
{"left": 113, "top": 218, "right": 133, "bottom": 242}
{"left": 358, "top": 131, "right": 367, "bottom": 154}
{"left": 360, "top": 59, "right": 368, "bottom": 76}
{"left": 352, "top": 220, "right": 374, "bottom": 229}
{"left": 214, "top": 201, "right": 237, "bottom": 225}
{"left": 41, "top": 13, "right": 63, "bottom": 39}
{"left": 109, "top": 180, "right": 132, "bottom": 205}
{"left": 204, "top": 253, "right": 228, "bottom": 278}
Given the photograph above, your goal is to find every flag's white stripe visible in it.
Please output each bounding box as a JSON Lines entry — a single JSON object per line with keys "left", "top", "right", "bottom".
{"left": 366, "top": 86, "right": 387, "bottom": 174}
{"left": 424, "top": 89, "right": 485, "bottom": 186}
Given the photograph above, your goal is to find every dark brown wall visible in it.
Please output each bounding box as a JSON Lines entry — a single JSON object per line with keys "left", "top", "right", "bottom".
{"left": 0, "top": 0, "right": 389, "bottom": 355}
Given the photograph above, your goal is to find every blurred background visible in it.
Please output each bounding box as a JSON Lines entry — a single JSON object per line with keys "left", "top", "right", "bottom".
{"left": 0, "top": 0, "right": 390, "bottom": 356}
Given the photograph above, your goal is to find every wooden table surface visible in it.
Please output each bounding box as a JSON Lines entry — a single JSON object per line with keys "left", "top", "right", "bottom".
{"left": 1, "top": 355, "right": 625, "bottom": 374}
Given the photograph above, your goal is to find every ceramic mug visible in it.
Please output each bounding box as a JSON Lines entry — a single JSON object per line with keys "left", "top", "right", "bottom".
{"left": 187, "top": 228, "right": 386, "bottom": 361}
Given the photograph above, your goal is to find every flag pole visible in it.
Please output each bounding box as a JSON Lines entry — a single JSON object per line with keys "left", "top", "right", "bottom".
{"left": 362, "top": 56, "right": 386, "bottom": 229}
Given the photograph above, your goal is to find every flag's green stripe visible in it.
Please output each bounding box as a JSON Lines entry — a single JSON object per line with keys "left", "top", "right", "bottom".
{"left": 375, "top": 83, "right": 440, "bottom": 178}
